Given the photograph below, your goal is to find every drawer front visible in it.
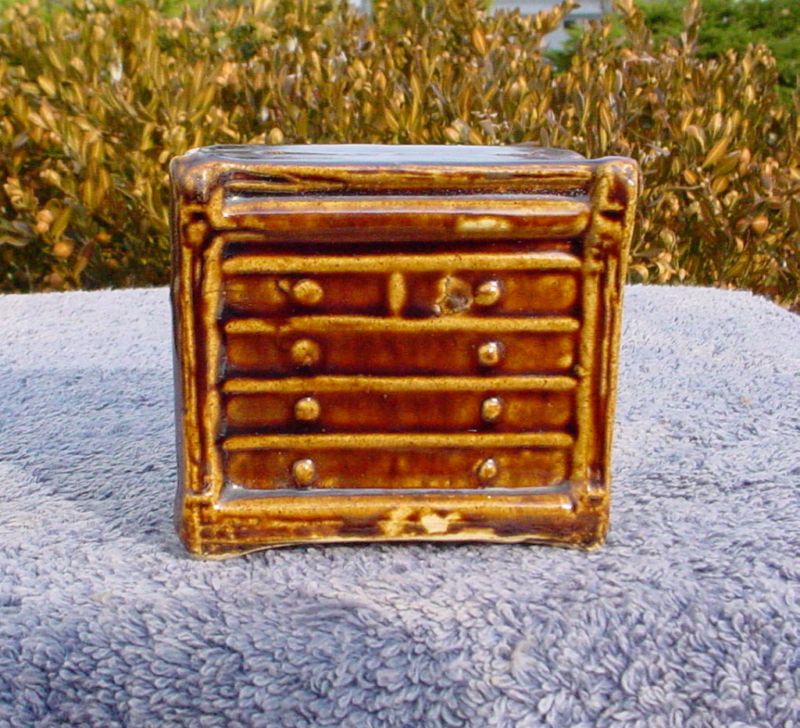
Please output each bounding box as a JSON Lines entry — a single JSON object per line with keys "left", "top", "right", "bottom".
{"left": 221, "top": 251, "right": 583, "bottom": 318}
{"left": 224, "top": 328, "right": 577, "bottom": 377}
{"left": 403, "top": 270, "right": 579, "bottom": 317}
{"left": 225, "top": 273, "right": 388, "bottom": 316}
{"left": 225, "top": 446, "right": 570, "bottom": 490}
{"left": 224, "top": 388, "right": 575, "bottom": 434}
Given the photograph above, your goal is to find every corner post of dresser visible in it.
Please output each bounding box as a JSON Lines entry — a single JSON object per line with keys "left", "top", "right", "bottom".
{"left": 574, "top": 158, "right": 640, "bottom": 532}
{"left": 169, "top": 153, "right": 228, "bottom": 551}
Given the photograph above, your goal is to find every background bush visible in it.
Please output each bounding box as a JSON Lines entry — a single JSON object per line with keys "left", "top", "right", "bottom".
{"left": 1, "top": 0, "right": 798, "bottom": 309}
{"left": 639, "top": 0, "right": 798, "bottom": 93}
{"left": 550, "top": 0, "right": 799, "bottom": 97}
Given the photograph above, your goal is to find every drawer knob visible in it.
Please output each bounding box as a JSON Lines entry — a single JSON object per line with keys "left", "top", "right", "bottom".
{"left": 292, "top": 458, "right": 317, "bottom": 487}
{"left": 481, "top": 396, "right": 503, "bottom": 423}
{"left": 290, "top": 338, "right": 321, "bottom": 367}
{"left": 294, "top": 396, "right": 321, "bottom": 422}
{"left": 473, "top": 279, "right": 502, "bottom": 307}
{"left": 477, "top": 340, "right": 503, "bottom": 367}
{"left": 291, "top": 279, "right": 324, "bottom": 306}
{"left": 477, "top": 457, "right": 498, "bottom": 484}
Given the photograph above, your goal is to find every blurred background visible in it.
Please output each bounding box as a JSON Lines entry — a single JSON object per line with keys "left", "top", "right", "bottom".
{"left": 0, "top": 0, "right": 797, "bottom": 309}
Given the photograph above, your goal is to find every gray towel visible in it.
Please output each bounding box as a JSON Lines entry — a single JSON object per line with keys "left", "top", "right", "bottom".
{"left": 0, "top": 285, "right": 798, "bottom": 727}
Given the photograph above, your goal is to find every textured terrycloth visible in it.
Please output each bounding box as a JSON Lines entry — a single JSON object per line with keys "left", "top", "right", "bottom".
{"left": 0, "top": 285, "right": 798, "bottom": 728}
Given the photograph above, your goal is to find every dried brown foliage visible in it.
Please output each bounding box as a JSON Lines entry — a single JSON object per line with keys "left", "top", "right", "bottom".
{"left": 1, "top": 0, "right": 798, "bottom": 307}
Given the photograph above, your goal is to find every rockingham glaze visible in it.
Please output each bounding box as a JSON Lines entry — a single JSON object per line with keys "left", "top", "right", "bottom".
{"left": 170, "top": 144, "right": 639, "bottom": 557}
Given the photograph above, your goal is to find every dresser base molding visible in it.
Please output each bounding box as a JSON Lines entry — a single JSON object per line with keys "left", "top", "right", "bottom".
{"left": 180, "top": 482, "right": 607, "bottom": 559}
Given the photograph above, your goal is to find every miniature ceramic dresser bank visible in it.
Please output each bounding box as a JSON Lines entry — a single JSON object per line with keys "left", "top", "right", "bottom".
{"left": 170, "top": 144, "right": 639, "bottom": 557}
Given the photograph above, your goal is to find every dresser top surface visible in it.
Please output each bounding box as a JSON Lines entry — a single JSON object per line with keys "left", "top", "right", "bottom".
{"left": 179, "top": 144, "right": 586, "bottom": 168}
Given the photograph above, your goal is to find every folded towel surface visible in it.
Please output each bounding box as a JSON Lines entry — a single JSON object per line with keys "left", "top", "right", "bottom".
{"left": 0, "top": 285, "right": 798, "bottom": 727}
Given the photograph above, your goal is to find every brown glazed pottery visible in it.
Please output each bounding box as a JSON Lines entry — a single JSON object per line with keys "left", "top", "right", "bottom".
{"left": 169, "top": 144, "right": 639, "bottom": 558}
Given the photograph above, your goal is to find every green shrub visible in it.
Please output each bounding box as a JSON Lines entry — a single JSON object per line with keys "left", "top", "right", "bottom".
{"left": 551, "top": 0, "right": 800, "bottom": 93}
{"left": 1, "top": 0, "right": 799, "bottom": 309}
{"left": 642, "top": 0, "right": 799, "bottom": 90}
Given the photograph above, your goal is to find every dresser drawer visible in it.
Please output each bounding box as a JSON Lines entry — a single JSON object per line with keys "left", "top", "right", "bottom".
{"left": 223, "top": 382, "right": 575, "bottom": 433}
{"left": 224, "top": 437, "right": 571, "bottom": 490}
{"left": 224, "top": 273, "right": 388, "bottom": 316}
{"left": 403, "top": 270, "right": 579, "bottom": 317}
{"left": 221, "top": 251, "right": 582, "bottom": 319}
{"left": 223, "top": 319, "right": 578, "bottom": 376}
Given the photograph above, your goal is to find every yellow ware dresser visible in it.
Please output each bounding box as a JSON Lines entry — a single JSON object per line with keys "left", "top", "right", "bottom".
{"left": 170, "top": 145, "right": 639, "bottom": 557}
